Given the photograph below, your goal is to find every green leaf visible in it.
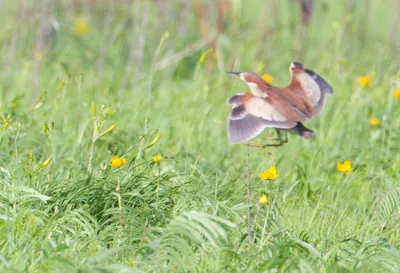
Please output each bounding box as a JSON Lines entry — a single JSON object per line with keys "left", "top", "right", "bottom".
{"left": 144, "top": 134, "right": 162, "bottom": 150}
{"left": 15, "top": 187, "right": 51, "bottom": 202}
{"left": 98, "top": 124, "right": 117, "bottom": 138}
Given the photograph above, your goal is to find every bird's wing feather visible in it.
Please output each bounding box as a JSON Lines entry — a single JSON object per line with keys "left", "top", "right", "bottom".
{"left": 245, "top": 96, "right": 288, "bottom": 121}
{"left": 228, "top": 114, "right": 268, "bottom": 143}
{"left": 227, "top": 94, "right": 296, "bottom": 143}
{"left": 290, "top": 68, "right": 333, "bottom": 116}
{"left": 304, "top": 69, "right": 333, "bottom": 116}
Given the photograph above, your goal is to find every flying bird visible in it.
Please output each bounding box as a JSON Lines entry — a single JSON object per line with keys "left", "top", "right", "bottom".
{"left": 227, "top": 61, "right": 332, "bottom": 146}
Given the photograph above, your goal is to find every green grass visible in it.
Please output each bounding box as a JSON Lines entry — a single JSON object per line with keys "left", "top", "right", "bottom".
{"left": 1, "top": 0, "right": 400, "bottom": 272}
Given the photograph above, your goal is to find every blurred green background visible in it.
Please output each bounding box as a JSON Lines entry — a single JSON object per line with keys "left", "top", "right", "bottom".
{"left": 0, "top": 0, "right": 400, "bottom": 272}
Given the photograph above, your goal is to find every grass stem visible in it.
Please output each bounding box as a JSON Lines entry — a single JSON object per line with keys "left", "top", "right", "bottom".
{"left": 246, "top": 143, "right": 252, "bottom": 245}
{"left": 116, "top": 179, "right": 123, "bottom": 247}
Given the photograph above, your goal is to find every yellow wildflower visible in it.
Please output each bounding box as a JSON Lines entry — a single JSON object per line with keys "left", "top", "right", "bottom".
{"left": 337, "top": 160, "right": 352, "bottom": 173}
{"left": 110, "top": 156, "right": 126, "bottom": 168}
{"left": 74, "top": 18, "right": 89, "bottom": 36}
{"left": 393, "top": 88, "right": 400, "bottom": 99}
{"left": 259, "top": 166, "right": 278, "bottom": 180}
{"left": 258, "top": 194, "right": 269, "bottom": 205}
{"left": 358, "top": 76, "right": 372, "bottom": 87}
{"left": 262, "top": 74, "right": 273, "bottom": 84}
{"left": 153, "top": 154, "right": 162, "bottom": 163}
{"left": 370, "top": 118, "right": 379, "bottom": 126}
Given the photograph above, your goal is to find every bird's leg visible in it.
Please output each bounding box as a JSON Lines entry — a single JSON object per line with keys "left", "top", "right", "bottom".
{"left": 260, "top": 142, "right": 286, "bottom": 148}
{"left": 257, "top": 134, "right": 275, "bottom": 141}
{"left": 247, "top": 130, "right": 289, "bottom": 149}
{"left": 253, "top": 130, "right": 289, "bottom": 148}
{"left": 246, "top": 142, "right": 272, "bottom": 154}
{"left": 247, "top": 141, "right": 284, "bottom": 149}
{"left": 275, "top": 129, "right": 288, "bottom": 145}
{"left": 247, "top": 142, "right": 270, "bottom": 148}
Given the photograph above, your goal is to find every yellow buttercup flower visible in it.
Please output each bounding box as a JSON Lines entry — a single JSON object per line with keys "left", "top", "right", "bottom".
{"left": 262, "top": 74, "right": 273, "bottom": 84}
{"left": 259, "top": 166, "right": 278, "bottom": 180}
{"left": 393, "top": 88, "right": 400, "bottom": 99}
{"left": 153, "top": 154, "right": 162, "bottom": 163}
{"left": 337, "top": 160, "right": 352, "bottom": 173}
{"left": 110, "top": 156, "right": 126, "bottom": 168}
{"left": 258, "top": 194, "right": 269, "bottom": 205}
{"left": 358, "top": 76, "right": 372, "bottom": 87}
{"left": 74, "top": 18, "right": 89, "bottom": 36}
{"left": 370, "top": 118, "right": 379, "bottom": 126}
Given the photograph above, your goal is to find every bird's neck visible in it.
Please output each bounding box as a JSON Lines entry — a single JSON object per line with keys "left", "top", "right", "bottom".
{"left": 247, "top": 82, "right": 268, "bottom": 98}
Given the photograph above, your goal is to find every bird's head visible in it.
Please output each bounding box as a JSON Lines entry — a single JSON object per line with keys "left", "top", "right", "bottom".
{"left": 227, "top": 72, "right": 269, "bottom": 97}
{"left": 289, "top": 61, "right": 304, "bottom": 78}
{"left": 227, "top": 71, "right": 266, "bottom": 85}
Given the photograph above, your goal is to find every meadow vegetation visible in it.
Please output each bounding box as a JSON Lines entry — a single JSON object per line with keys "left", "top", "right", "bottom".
{"left": 0, "top": 0, "right": 400, "bottom": 272}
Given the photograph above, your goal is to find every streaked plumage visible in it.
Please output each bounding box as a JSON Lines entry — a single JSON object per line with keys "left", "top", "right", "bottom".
{"left": 227, "top": 61, "right": 332, "bottom": 144}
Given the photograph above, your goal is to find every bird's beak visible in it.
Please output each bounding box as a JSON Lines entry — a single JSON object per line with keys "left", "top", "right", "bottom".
{"left": 226, "top": 72, "right": 241, "bottom": 77}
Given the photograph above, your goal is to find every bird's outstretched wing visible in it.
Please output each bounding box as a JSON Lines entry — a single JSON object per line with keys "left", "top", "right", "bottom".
{"left": 289, "top": 66, "right": 333, "bottom": 116}
{"left": 227, "top": 94, "right": 296, "bottom": 143}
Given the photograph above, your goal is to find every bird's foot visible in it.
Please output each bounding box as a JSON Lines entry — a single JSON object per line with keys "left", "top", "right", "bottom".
{"left": 259, "top": 135, "right": 275, "bottom": 141}
{"left": 260, "top": 141, "right": 286, "bottom": 148}
{"left": 247, "top": 139, "right": 287, "bottom": 150}
{"left": 247, "top": 142, "right": 271, "bottom": 154}
{"left": 271, "top": 138, "right": 288, "bottom": 144}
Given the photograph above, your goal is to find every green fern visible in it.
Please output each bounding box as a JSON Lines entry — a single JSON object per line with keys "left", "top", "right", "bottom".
{"left": 144, "top": 211, "right": 235, "bottom": 272}
{"left": 374, "top": 187, "right": 400, "bottom": 226}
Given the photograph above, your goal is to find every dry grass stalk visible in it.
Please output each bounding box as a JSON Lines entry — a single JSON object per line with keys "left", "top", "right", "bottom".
{"left": 32, "top": 0, "right": 49, "bottom": 106}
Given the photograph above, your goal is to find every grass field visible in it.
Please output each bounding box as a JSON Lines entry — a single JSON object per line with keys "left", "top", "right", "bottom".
{"left": 1, "top": 0, "right": 400, "bottom": 272}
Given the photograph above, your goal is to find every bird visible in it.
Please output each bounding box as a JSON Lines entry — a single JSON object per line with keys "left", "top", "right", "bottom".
{"left": 226, "top": 61, "right": 332, "bottom": 147}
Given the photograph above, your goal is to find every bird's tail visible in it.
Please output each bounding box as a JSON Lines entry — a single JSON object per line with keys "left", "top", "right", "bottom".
{"left": 288, "top": 123, "right": 313, "bottom": 139}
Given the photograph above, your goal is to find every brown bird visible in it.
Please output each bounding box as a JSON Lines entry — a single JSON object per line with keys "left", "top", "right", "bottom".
{"left": 227, "top": 61, "right": 332, "bottom": 146}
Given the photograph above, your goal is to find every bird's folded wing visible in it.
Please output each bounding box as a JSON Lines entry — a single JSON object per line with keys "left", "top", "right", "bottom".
{"left": 228, "top": 95, "right": 296, "bottom": 143}
{"left": 290, "top": 68, "right": 333, "bottom": 116}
